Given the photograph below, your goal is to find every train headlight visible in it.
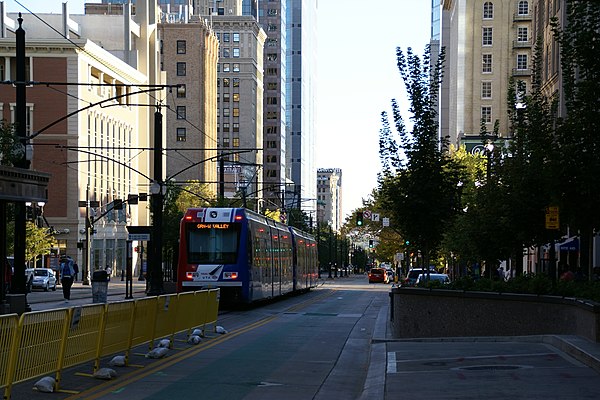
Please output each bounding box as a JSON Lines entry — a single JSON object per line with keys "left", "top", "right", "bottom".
{"left": 223, "top": 272, "right": 238, "bottom": 279}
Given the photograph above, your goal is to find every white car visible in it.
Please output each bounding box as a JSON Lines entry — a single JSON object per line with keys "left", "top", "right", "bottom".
{"left": 27, "top": 268, "right": 57, "bottom": 291}
{"left": 415, "top": 273, "right": 450, "bottom": 285}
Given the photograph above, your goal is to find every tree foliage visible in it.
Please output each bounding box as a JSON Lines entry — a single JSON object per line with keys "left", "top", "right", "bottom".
{"left": 378, "top": 46, "right": 463, "bottom": 267}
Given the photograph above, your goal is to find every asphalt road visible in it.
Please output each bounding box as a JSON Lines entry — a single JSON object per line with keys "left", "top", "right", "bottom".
{"left": 9, "top": 275, "right": 600, "bottom": 400}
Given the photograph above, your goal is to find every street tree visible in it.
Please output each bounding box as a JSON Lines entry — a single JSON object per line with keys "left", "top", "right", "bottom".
{"left": 25, "top": 221, "right": 55, "bottom": 267}
{"left": 378, "top": 46, "right": 463, "bottom": 270}
{"left": 551, "top": 1, "right": 600, "bottom": 277}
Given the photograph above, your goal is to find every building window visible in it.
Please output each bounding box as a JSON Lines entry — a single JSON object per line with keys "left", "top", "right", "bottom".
{"left": 266, "top": 141, "right": 277, "bottom": 148}
{"left": 233, "top": 108, "right": 239, "bottom": 117}
{"left": 223, "top": 78, "right": 230, "bottom": 87}
{"left": 233, "top": 122, "right": 239, "bottom": 132}
{"left": 517, "top": 54, "right": 528, "bottom": 70}
{"left": 483, "top": 2, "right": 493, "bottom": 19}
{"left": 233, "top": 48, "right": 240, "bottom": 58}
{"left": 266, "top": 126, "right": 278, "bottom": 134}
{"left": 223, "top": 63, "right": 230, "bottom": 72}
{"left": 482, "top": 27, "right": 493, "bottom": 46}
{"left": 267, "top": 53, "right": 278, "bottom": 61}
{"left": 482, "top": 54, "right": 492, "bottom": 73}
{"left": 267, "top": 24, "right": 277, "bottom": 32}
{"left": 267, "top": 82, "right": 277, "bottom": 90}
{"left": 177, "top": 84, "right": 186, "bottom": 98}
{"left": 232, "top": 137, "right": 239, "bottom": 147}
{"left": 176, "top": 106, "right": 186, "bottom": 119}
{"left": 517, "top": 0, "right": 529, "bottom": 15}
{"left": 223, "top": 123, "right": 230, "bottom": 132}
{"left": 223, "top": 48, "right": 230, "bottom": 58}
{"left": 176, "top": 128, "right": 186, "bottom": 141}
{"left": 233, "top": 32, "right": 240, "bottom": 42}
{"left": 233, "top": 63, "right": 240, "bottom": 72}
{"left": 481, "top": 106, "right": 492, "bottom": 124}
{"left": 266, "top": 38, "right": 278, "bottom": 47}
{"left": 223, "top": 32, "right": 230, "bottom": 42}
{"left": 517, "top": 27, "right": 528, "bottom": 42}
{"left": 266, "top": 155, "right": 277, "bottom": 163}
{"left": 266, "top": 112, "right": 277, "bottom": 120}
{"left": 177, "top": 40, "right": 186, "bottom": 54}
{"left": 481, "top": 81, "right": 492, "bottom": 99}
{"left": 223, "top": 93, "right": 230, "bottom": 103}
{"left": 223, "top": 137, "right": 230, "bottom": 147}
{"left": 267, "top": 9, "right": 278, "bottom": 16}
{"left": 233, "top": 78, "right": 240, "bottom": 87}
{"left": 177, "top": 62, "right": 186, "bottom": 76}
{"left": 233, "top": 93, "right": 240, "bottom": 102}
{"left": 266, "top": 68, "right": 277, "bottom": 75}
{"left": 223, "top": 108, "right": 230, "bottom": 117}
{"left": 266, "top": 170, "right": 277, "bottom": 178}
{"left": 10, "top": 104, "right": 33, "bottom": 135}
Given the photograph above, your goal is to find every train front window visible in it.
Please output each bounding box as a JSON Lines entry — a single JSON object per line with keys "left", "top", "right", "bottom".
{"left": 186, "top": 223, "right": 241, "bottom": 264}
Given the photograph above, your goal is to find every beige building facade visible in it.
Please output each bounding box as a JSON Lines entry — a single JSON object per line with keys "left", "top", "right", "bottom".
{"left": 316, "top": 168, "right": 342, "bottom": 232}
{"left": 442, "top": 0, "right": 533, "bottom": 151}
{"left": 159, "top": 20, "right": 219, "bottom": 192}
{"left": 0, "top": 0, "right": 165, "bottom": 279}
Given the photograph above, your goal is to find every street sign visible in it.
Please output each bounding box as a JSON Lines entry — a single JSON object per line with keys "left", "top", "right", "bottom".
{"left": 128, "top": 233, "right": 150, "bottom": 241}
{"left": 383, "top": 217, "right": 389, "bottom": 227}
{"left": 545, "top": 206, "right": 559, "bottom": 230}
{"left": 363, "top": 210, "right": 372, "bottom": 220}
{"left": 371, "top": 213, "right": 380, "bottom": 222}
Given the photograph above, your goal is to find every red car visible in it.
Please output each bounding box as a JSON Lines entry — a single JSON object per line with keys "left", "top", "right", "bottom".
{"left": 368, "top": 268, "right": 389, "bottom": 284}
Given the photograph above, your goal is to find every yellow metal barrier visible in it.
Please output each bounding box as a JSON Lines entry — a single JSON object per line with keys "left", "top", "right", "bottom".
{"left": 6, "top": 309, "right": 70, "bottom": 397}
{"left": 1, "top": 289, "right": 220, "bottom": 399}
{"left": 205, "top": 289, "right": 220, "bottom": 329}
{"left": 0, "top": 314, "right": 19, "bottom": 391}
{"left": 129, "top": 297, "right": 158, "bottom": 350}
{"left": 152, "top": 294, "right": 179, "bottom": 346}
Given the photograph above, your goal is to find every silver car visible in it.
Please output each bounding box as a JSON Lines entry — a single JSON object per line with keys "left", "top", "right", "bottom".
{"left": 27, "top": 268, "right": 57, "bottom": 291}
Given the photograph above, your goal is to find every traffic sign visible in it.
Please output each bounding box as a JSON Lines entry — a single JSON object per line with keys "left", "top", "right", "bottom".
{"left": 363, "top": 210, "right": 372, "bottom": 220}
{"left": 128, "top": 233, "right": 150, "bottom": 241}
{"left": 545, "top": 206, "right": 559, "bottom": 230}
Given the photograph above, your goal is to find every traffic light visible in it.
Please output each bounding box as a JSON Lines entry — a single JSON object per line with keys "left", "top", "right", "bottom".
{"left": 356, "top": 211, "right": 364, "bottom": 226}
{"left": 368, "top": 239, "right": 374, "bottom": 248}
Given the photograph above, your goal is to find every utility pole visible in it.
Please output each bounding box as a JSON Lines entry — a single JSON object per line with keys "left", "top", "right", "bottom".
{"left": 12, "top": 14, "right": 28, "bottom": 301}
{"left": 83, "top": 185, "right": 91, "bottom": 285}
{"left": 147, "top": 109, "right": 164, "bottom": 296}
{"left": 219, "top": 154, "right": 225, "bottom": 206}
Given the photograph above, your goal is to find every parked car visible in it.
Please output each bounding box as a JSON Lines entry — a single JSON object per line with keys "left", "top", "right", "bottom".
{"left": 27, "top": 268, "right": 57, "bottom": 291}
{"left": 403, "top": 267, "right": 437, "bottom": 287}
{"left": 368, "top": 267, "right": 389, "bottom": 284}
{"left": 415, "top": 273, "right": 450, "bottom": 286}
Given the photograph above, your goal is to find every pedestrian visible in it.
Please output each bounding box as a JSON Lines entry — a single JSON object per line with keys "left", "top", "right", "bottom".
{"left": 60, "top": 258, "right": 75, "bottom": 302}
{"left": 73, "top": 263, "right": 79, "bottom": 281}
{"left": 105, "top": 264, "right": 112, "bottom": 281}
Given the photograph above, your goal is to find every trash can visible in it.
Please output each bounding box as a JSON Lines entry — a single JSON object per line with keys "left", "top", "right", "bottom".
{"left": 91, "top": 270, "right": 109, "bottom": 303}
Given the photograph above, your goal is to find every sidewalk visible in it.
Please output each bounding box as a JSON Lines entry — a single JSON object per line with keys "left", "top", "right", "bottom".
{"left": 27, "top": 279, "right": 154, "bottom": 311}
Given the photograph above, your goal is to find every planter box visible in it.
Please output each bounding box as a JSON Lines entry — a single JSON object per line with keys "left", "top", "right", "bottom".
{"left": 390, "top": 287, "right": 600, "bottom": 342}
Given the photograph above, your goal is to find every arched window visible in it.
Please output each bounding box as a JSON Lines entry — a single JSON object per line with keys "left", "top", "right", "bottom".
{"left": 483, "top": 2, "right": 494, "bottom": 19}
{"left": 518, "top": 1, "right": 529, "bottom": 16}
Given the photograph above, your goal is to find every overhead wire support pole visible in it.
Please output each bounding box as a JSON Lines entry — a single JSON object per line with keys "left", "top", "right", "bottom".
{"left": 147, "top": 107, "right": 164, "bottom": 296}
{"left": 12, "top": 14, "right": 29, "bottom": 308}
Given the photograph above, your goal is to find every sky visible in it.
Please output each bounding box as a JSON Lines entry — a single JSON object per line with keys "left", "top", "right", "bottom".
{"left": 5, "top": 0, "right": 432, "bottom": 218}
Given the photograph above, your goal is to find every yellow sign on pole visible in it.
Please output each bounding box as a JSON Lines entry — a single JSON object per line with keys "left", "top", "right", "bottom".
{"left": 545, "top": 206, "right": 559, "bottom": 230}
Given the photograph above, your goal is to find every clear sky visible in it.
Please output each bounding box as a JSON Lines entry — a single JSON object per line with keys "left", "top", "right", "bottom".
{"left": 5, "top": 0, "right": 432, "bottom": 218}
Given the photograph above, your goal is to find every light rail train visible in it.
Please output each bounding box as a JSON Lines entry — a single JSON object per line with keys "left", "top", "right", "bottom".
{"left": 177, "top": 207, "right": 318, "bottom": 303}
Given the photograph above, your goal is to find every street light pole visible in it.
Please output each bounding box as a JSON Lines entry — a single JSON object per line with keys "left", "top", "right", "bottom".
{"left": 147, "top": 109, "right": 164, "bottom": 296}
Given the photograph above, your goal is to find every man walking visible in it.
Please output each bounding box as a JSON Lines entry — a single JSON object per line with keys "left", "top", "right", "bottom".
{"left": 60, "top": 257, "right": 75, "bottom": 302}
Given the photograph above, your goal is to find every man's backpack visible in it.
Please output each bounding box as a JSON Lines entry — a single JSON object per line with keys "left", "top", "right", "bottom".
{"left": 61, "top": 262, "right": 72, "bottom": 278}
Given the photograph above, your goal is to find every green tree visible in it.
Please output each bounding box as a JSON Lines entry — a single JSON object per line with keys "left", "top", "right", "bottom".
{"left": 0, "top": 120, "right": 21, "bottom": 166}
{"left": 378, "top": 46, "right": 463, "bottom": 270}
{"left": 550, "top": 1, "right": 600, "bottom": 277}
{"left": 25, "top": 222, "right": 55, "bottom": 267}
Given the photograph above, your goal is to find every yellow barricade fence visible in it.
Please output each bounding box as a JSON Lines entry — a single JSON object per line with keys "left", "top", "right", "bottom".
{"left": 0, "top": 314, "right": 19, "bottom": 392}
{"left": 205, "top": 289, "right": 220, "bottom": 330}
{"left": 1, "top": 289, "right": 219, "bottom": 400}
